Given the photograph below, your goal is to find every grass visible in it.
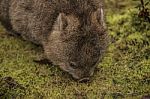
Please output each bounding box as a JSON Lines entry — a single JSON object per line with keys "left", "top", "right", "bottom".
{"left": 0, "top": 0, "right": 150, "bottom": 99}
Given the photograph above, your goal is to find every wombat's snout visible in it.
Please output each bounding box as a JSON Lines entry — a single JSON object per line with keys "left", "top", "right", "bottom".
{"left": 71, "top": 73, "right": 90, "bottom": 82}
{"left": 59, "top": 63, "right": 94, "bottom": 81}
{"left": 70, "top": 70, "right": 92, "bottom": 81}
{"left": 72, "top": 67, "right": 95, "bottom": 81}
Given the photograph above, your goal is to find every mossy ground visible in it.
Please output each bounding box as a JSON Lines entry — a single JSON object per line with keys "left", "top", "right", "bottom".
{"left": 0, "top": 0, "right": 150, "bottom": 99}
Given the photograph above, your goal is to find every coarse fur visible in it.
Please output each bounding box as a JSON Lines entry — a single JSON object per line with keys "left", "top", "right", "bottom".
{"left": 0, "top": 0, "right": 109, "bottom": 80}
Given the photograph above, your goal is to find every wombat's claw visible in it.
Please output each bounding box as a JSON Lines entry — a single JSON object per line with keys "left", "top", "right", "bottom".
{"left": 33, "top": 58, "right": 52, "bottom": 65}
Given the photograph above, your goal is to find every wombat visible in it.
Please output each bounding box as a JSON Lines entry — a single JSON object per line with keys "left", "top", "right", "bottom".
{"left": 0, "top": 0, "right": 108, "bottom": 81}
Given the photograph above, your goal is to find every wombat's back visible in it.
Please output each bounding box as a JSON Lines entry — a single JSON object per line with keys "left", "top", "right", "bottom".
{"left": 8, "top": 0, "right": 60, "bottom": 44}
{"left": 0, "top": 0, "right": 104, "bottom": 44}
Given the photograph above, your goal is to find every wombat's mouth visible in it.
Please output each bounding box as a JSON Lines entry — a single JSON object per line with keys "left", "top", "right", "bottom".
{"left": 59, "top": 63, "right": 91, "bottom": 81}
{"left": 78, "top": 77, "right": 90, "bottom": 82}
{"left": 69, "top": 71, "right": 90, "bottom": 82}
{"left": 68, "top": 70, "right": 91, "bottom": 82}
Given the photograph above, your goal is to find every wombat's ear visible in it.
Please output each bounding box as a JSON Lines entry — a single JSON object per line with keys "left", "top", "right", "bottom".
{"left": 53, "top": 13, "right": 68, "bottom": 31}
{"left": 91, "top": 5, "right": 106, "bottom": 28}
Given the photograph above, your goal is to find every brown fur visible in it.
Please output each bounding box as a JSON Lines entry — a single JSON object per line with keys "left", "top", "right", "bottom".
{"left": 0, "top": 0, "right": 109, "bottom": 80}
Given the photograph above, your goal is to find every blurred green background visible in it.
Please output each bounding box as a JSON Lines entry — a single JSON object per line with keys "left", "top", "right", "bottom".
{"left": 0, "top": 0, "right": 150, "bottom": 99}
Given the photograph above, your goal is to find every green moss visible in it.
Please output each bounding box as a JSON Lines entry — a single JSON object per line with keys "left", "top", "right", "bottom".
{"left": 0, "top": 1, "right": 150, "bottom": 99}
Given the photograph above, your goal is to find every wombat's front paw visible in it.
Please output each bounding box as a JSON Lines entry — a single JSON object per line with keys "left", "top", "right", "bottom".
{"left": 33, "top": 58, "right": 52, "bottom": 65}
{"left": 33, "top": 57, "right": 52, "bottom": 65}
{"left": 7, "top": 31, "right": 20, "bottom": 37}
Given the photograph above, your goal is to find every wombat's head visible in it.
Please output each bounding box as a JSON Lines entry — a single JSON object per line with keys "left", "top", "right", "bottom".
{"left": 44, "top": 8, "right": 108, "bottom": 81}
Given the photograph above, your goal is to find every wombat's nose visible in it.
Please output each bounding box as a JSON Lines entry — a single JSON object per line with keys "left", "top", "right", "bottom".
{"left": 79, "top": 77, "right": 90, "bottom": 82}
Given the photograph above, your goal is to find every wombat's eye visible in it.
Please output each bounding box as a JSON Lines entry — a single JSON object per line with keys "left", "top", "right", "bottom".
{"left": 90, "top": 38, "right": 97, "bottom": 46}
{"left": 70, "top": 62, "right": 78, "bottom": 69}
